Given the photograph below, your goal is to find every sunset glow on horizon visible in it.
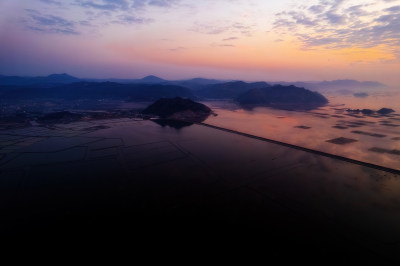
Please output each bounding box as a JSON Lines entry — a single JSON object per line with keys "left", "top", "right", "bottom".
{"left": 1, "top": 0, "right": 399, "bottom": 85}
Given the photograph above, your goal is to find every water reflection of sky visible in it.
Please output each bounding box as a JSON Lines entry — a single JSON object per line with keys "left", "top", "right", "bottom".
{"left": 324, "top": 89, "right": 400, "bottom": 110}
{"left": 203, "top": 91, "right": 400, "bottom": 170}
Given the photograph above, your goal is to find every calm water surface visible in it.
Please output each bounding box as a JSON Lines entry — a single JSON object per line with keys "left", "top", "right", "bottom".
{"left": 203, "top": 89, "right": 400, "bottom": 170}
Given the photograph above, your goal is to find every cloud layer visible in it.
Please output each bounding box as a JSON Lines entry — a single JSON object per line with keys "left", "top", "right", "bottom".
{"left": 21, "top": 0, "right": 180, "bottom": 35}
{"left": 76, "top": 0, "right": 178, "bottom": 10}
{"left": 25, "top": 9, "right": 79, "bottom": 35}
{"left": 273, "top": 0, "right": 400, "bottom": 53}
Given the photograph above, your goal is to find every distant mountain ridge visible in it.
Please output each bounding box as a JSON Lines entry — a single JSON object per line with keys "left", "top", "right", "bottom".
{"left": 0, "top": 81, "right": 193, "bottom": 101}
{"left": 0, "top": 73, "right": 387, "bottom": 105}
{"left": 46, "top": 73, "right": 80, "bottom": 83}
{"left": 0, "top": 73, "right": 80, "bottom": 87}
{"left": 0, "top": 73, "right": 387, "bottom": 91}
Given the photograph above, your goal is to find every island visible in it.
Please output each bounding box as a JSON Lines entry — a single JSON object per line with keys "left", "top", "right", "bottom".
{"left": 346, "top": 108, "right": 396, "bottom": 116}
{"left": 142, "top": 97, "right": 212, "bottom": 123}
{"left": 377, "top": 108, "right": 395, "bottom": 115}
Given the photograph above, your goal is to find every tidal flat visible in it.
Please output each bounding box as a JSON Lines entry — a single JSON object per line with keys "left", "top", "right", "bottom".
{"left": 0, "top": 116, "right": 399, "bottom": 263}
{"left": 204, "top": 90, "right": 400, "bottom": 171}
{"left": 0, "top": 89, "right": 400, "bottom": 263}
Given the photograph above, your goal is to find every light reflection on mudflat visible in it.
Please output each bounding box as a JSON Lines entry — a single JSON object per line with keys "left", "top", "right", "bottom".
{"left": 203, "top": 90, "right": 400, "bottom": 170}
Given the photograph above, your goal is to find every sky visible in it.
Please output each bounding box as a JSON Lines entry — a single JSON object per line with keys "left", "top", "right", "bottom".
{"left": 0, "top": 0, "right": 399, "bottom": 85}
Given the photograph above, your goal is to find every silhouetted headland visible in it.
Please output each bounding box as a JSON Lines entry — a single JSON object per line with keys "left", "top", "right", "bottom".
{"left": 236, "top": 85, "right": 328, "bottom": 110}
{"left": 195, "top": 81, "right": 271, "bottom": 99}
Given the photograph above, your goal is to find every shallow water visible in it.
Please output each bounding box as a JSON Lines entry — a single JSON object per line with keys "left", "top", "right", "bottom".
{"left": 1, "top": 117, "right": 400, "bottom": 261}
{"left": 203, "top": 89, "right": 400, "bottom": 170}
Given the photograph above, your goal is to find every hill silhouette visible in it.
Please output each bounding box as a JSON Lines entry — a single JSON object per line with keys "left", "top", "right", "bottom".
{"left": 236, "top": 85, "right": 328, "bottom": 110}
{"left": 0, "top": 81, "right": 193, "bottom": 101}
{"left": 139, "top": 75, "right": 166, "bottom": 83}
{"left": 196, "top": 81, "right": 271, "bottom": 99}
{"left": 142, "top": 97, "right": 211, "bottom": 122}
{"left": 0, "top": 73, "right": 80, "bottom": 87}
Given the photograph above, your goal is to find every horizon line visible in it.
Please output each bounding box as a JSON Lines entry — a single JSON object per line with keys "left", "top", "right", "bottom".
{"left": 0, "top": 72, "right": 388, "bottom": 86}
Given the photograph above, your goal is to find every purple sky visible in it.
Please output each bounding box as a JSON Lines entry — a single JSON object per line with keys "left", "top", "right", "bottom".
{"left": 1, "top": 0, "right": 399, "bottom": 85}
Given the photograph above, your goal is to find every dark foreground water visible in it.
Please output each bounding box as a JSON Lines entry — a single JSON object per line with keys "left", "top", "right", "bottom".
{"left": 0, "top": 118, "right": 400, "bottom": 263}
